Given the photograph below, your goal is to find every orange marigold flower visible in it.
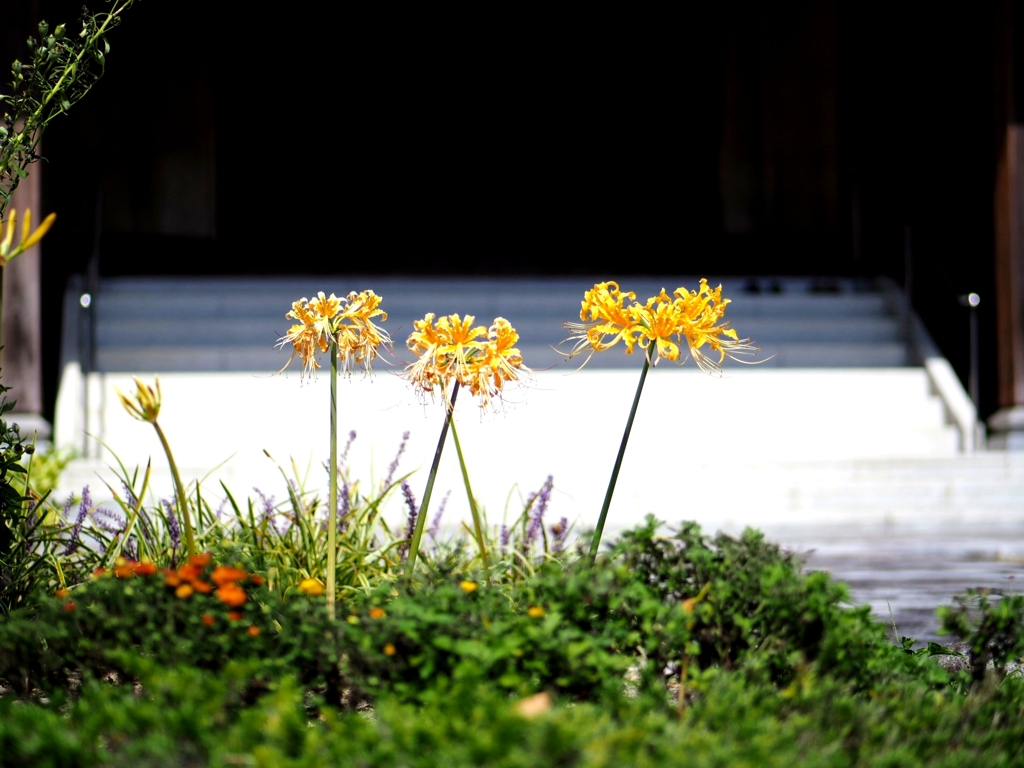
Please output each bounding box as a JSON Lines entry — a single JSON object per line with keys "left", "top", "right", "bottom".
{"left": 92, "top": 567, "right": 107, "bottom": 578}
{"left": 177, "top": 564, "right": 202, "bottom": 582}
{"left": 228, "top": 610, "right": 244, "bottom": 621}
{"left": 55, "top": 588, "right": 70, "bottom": 599}
{"left": 247, "top": 625, "right": 261, "bottom": 637}
{"left": 63, "top": 601, "right": 76, "bottom": 613}
{"left": 460, "top": 580, "right": 478, "bottom": 593}
{"left": 176, "top": 584, "right": 194, "bottom": 599}
{"left": 189, "top": 552, "right": 212, "bottom": 568}
{"left": 165, "top": 572, "right": 182, "bottom": 587}
{"left": 113, "top": 557, "right": 133, "bottom": 579}
{"left": 216, "top": 582, "right": 247, "bottom": 607}
{"left": 202, "top": 614, "right": 215, "bottom": 626}
{"left": 527, "top": 606, "right": 545, "bottom": 618}
{"left": 191, "top": 579, "right": 213, "bottom": 594}
{"left": 368, "top": 607, "right": 385, "bottom": 620}
{"left": 249, "top": 574, "right": 265, "bottom": 586}
{"left": 211, "top": 565, "right": 248, "bottom": 586}
{"left": 383, "top": 643, "right": 396, "bottom": 656}
{"left": 132, "top": 561, "right": 158, "bottom": 577}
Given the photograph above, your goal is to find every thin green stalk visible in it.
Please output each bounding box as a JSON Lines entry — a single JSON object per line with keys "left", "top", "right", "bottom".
{"left": 153, "top": 421, "right": 195, "bottom": 557}
{"left": 109, "top": 459, "right": 150, "bottom": 563}
{"left": 0, "top": 266, "right": 5, "bottom": 370}
{"left": 327, "top": 343, "right": 338, "bottom": 619}
{"left": 405, "top": 381, "right": 460, "bottom": 579}
{"left": 589, "top": 354, "right": 652, "bottom": 563}
{"left": 447, "top": 413, "right": 488, "bottom": 570}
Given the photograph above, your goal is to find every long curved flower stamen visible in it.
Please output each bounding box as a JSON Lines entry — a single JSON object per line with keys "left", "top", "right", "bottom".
{"left": 672, "top": 279, "right": 760, "bottom": 375}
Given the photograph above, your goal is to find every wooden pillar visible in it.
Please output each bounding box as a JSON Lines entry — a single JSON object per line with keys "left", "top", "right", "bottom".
{"left": 990, "top": 1, "right": 1024, "bottom": 447}
{"left": 1, "top": 169, "right": 49, "bottom": 439}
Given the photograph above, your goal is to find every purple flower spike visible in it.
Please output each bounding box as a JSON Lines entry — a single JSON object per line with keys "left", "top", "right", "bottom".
{"left": 525, "top": 476, "right": 553, "bottom": 551}
{"left": 551, "top": 517, "right": 569, "bottom": 553}
{"left": 499, "top": 524, "right": 510, "bottom": 555}
{"left": 400, "top": 480, "right": 419, "bottom": 559}
{"left": 382, "top": 431, "right": 410, "bottom": 491}
{"left": 338, "top": 480, "right": 352, "bottom": 535}
{"left": 64, "top": 486, "right": 91, "bottom": 555}
{"left": 121, "top": 483, "right": 137, "bottom": 509}
{"left": 340, "top": 429, "right": 357, "bottom": 468}
{"left": 253, "top": 487, "right": 275, "bottom": 519}
{"left": 94, "top": 508, "right": 126, "bottom": 535}
{"left": 163, "top": 498, "right": 181, "bottom": 551}
{"left": 428, "top": 490, "right": 450, "bottom": 541}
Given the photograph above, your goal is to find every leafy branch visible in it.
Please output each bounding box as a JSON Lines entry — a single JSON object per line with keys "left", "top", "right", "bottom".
{"left": 0, "top": 0, "right": 136, "bottom": 218}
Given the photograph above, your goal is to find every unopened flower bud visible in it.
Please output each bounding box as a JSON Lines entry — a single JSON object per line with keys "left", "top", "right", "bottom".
{"left": 25, "top": 444, "right": 35, "bottom": 454}
{"left": 38, "top": 21, "right": 48, "bottom": 38}
{"left": 11, "top": 60, "right": 21, "bottom": 74}
{"left": 54, "top": 24, "right": 65, "bottom": 40}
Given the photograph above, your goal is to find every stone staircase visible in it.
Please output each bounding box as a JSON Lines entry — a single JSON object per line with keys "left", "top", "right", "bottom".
{"left": 70, "top": 275, "right": 909, "bottom": 374}
{"left": 52, "top": 274, "right": 1022, "bottom": 640}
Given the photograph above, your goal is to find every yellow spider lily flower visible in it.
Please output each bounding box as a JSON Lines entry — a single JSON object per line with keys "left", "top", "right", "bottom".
{"left": 404, "top": 313, "right": 531, "bottom": 408}
{"left": 0, "top": 208, "right": 57, "bottom": 266}
{"left": 562, "top": 280, "right": 759, "bottom": 374}
{"left": 277, "top": 289, "right": 391, "bottom": 377}
{"left": 562, "top": 281, "right": 646, "bottom": 366}
{"left": 638, "top": 289, "right": 683, "bottom": 365}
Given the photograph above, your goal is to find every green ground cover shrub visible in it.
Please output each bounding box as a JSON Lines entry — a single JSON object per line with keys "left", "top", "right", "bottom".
{"left": 2, "top": 656, "right": 1023, "bottom": 767}
{"left": 2, "top": 515, "right": 1023, "bottom": 766}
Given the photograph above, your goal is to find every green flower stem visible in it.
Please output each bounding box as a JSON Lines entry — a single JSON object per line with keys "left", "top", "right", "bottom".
{"left": 327, "top": 343, "right": 339, "bottom": 619}
{"left": 113, "top": 459, "right": 151, "bottom": 563}
{"left": 589, "top": 353, "right": 652, "bottom": 563}
{"left": 405, "top": 381, "right": 460, "bottom": 580}
{"left": 153, "top": 420, "right": 195, "bottom": 557}
{"left": 447, "top": 412, "right": 488, "bottom": 570}
{"left": 0, "top": 266, "right": 5, "bottom": 369}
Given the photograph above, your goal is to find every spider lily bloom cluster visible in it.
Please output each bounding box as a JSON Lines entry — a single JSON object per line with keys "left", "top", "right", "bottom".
{"left": 277, "top": 290, "right": 391, "bottom": 377}
{"left": 563, "top": 280, "right": 760, "bottom": 562}
{"left": 276, "top": 288, "right": 390, "bottom": 620}
{"left": 401, "top": 313, "right": 531, "bottom": 576}
{"left": 563, "top": 279, "right": 758, "bottom": 373}
{"left": 404, "top": 313, "right": 531, "bottom": 408}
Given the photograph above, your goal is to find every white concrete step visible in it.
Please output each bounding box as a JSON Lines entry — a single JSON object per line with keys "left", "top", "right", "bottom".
{"left": 55, "top": 368, "right": 963, "bottom": 528}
